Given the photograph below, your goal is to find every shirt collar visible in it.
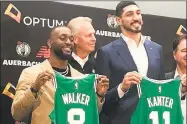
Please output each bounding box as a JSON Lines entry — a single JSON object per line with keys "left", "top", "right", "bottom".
{"left": 121, "top": 33, "right": 145, "bottom": 46}
{"left": 174, "top": 68, "right": 180, "bottom": 79}
{"left": 72, "top": 52, "right": 89, "bottom": 63}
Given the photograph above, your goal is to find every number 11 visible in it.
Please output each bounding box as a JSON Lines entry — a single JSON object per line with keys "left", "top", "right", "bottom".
{"left": 149, "top": 111, "right": 170, "bottom": 124}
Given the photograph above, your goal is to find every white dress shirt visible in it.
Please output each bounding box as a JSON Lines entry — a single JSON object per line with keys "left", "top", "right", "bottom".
{"left": 174, "top": 69, "right": 186, "bottom": 124}
{"left": 117, "top": 34, "right": 149, "bottom": 98}
{"left": 72, "top": 52, "right": 89, "bottom": 68}
{"left": 174, "top": 69, "right": 179, "bottom": 79}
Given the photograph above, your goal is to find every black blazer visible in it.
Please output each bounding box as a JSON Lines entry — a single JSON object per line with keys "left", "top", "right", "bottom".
{"left": 165, "top": 71, "right": 175, "bottom": 79}
{"left": 165, "top": 71, "right": 186, "bottom": 100}
{"left": 96, "top": 37, "right": 165, "bottom": 124}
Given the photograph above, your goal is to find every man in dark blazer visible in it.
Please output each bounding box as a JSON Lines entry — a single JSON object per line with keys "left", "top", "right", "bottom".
{"left": 165, "top": 34, "right": 187, "bottom": 124}
{"left": 95, "top": 1, "right": 165, "bottom": 124}
{"left": 165, "top": 34, "right": 186, "bottom": 80}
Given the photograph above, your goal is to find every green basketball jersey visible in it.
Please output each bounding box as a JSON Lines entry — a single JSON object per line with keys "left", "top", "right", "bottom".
{"left": 49, "top": 73, "right": 99, "bottom": 124}
{"left": 130, "top": 77, "right": 183, "bottom": 124}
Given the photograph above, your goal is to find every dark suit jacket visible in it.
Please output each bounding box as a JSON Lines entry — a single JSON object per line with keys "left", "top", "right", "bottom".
{"left": 95, "top": 37, "right": 165, "bottom": 124}
{"left": 165, "top": 71, "right": 175, "bottom": 79}
{"left": 165, "top": 71, "right": 186, "bottom": 100}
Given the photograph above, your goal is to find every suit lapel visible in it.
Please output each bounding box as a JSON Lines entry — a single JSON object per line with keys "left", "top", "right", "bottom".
{"left": 40, "top": 59, "right": 55, "bottom": 95}
{"left": 171, "top": 71, "right": 175, "bottom": 78}
{"left": 113, "top": 37, "right": 138, "bottom": 71}
{"left": 144, "top": 40, "right": 154, "bottom": 77}
{"left": 40, "top": 59, "right": 54, "bottom": 75}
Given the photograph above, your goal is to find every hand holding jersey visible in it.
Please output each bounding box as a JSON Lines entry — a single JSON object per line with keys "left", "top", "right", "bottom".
{"left": 30, "top": 70, "right": 53, "bottom": 98}
{"left": 96, "top": 75, "right": 109, "bottom": 102}
{"left": 30, "top": 71, "right": 109, "bottom": 100}
{"left": 96, "top": 75, "right": 109, "bottom": 112}
{"left": 121, "top": 71, "right": 186, "bottom": 95}
{"left": 31, "top": 70, "right": 53, "bottom": 91}
{"left": 96, "top": 75, "right": 109, "bottom": 96}
{"left": 120, "top": 71, "right": 142, "bottom": 93}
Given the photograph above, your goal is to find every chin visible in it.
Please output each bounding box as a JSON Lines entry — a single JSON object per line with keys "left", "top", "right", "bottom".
{"left": 89, "top": 49, "right": 95, "bottom": 53}
{"left": 132, "top": 30, "right": 141, "bottom": 33}
{"left": 55, "top": 52, "right": 73, "bottom": 60}
{"left": 60, "top": 55, "right": 73, "bottom": 60}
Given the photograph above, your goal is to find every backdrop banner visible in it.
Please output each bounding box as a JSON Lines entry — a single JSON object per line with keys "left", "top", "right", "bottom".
{"left": 1, "top": 1, "right": 186, "bottom": 124}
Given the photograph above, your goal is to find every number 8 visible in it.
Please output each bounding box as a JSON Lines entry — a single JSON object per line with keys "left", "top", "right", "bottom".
{"left": 68, "top": 108, "right": 85, "bottom": 124}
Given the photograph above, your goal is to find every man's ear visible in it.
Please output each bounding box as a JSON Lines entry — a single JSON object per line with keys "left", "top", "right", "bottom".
{"left": 116, "top": 17, "right": 122, "bottom": 26}
{"left": 73, "top": 36, "right": 78, "bottom": 45}
{"left": 47, "top": 39, "right": 52, "bottom": 48}
{"left": 173, "top": 51, "right": 176, "bottom": 60}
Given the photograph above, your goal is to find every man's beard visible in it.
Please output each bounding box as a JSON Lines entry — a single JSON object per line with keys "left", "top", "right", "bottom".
{"left": 122, "top": 21, "right": 142, "bottom": 33}
{"left": 53, "top": 48, "right": 73, "bottom": 60}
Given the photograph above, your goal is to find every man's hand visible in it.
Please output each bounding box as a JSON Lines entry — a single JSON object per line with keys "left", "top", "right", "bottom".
{"left": 181, "top": 74, "right": 187, "bottom": 86}
{"left": 120, "top": 71, "right": 142, "bottom": 93}
{"left": 96, "top": 75, "right": 109, "bottom": 97}
{"left": 96, "top": 75, "right": 109, "bottom": 112}
{"left": 32, "top": 70, "right": 53, "bottom": 91}
{"left": 181, "top": 74, "right": 187, "bottom": 94}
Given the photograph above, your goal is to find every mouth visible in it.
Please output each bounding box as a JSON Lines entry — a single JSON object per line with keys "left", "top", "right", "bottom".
{"left": 62, "top": 47, "right": 71, "bottom": 54}
{"left": 89, "top": 44, "right": 95, "bottom": 47}
{"left": 132, "top": 22, "right": 141, "bottom": 26}
{"left": 131, "top": 20, "right": 141, "bottom": 24}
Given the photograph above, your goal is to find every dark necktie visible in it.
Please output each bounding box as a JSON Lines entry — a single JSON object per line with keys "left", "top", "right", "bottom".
{"left": 181, "top": 95, "right": 186, "bottom": 100}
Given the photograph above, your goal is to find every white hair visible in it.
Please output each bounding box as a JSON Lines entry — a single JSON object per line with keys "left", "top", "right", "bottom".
{"left": 67, "top": 17, "right": 92, "bottom": 35}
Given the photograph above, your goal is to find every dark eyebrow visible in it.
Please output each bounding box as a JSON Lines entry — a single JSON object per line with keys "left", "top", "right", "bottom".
{"left": 181, "top": 48, "right": 187, "bottom": 51}
{"left": 126, "top": 9, "right": 141, "bottom": 15}
{"left": 125, "top": 11, "right": 133, "bottom": 15}
{"left": 59, "top": 34, "right": 71, "bottom": 37}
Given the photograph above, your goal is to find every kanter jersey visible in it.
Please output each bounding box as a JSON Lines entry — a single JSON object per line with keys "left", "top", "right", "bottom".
{"left": 130, "top": 77, "right": 183, "bottom": 124}
{"left": 49, "top": 72, "right": 99, "bottom": 124}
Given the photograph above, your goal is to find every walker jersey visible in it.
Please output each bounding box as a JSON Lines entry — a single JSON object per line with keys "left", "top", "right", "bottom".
{"left": 130, "top": 77, "right": 183, "bottom": 124}
{"left": 49, "top": 73, "right": 99, "bottom": 124}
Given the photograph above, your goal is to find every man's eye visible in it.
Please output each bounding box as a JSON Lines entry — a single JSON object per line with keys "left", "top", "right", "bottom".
{"left": 60, "top": 37, "right": 66, "bottom": 40}
{"left": 69, "top": 36, "right": 74, "bottom": 42}
{"left": 126, "top": 13, "right": 132, "bottom": 16}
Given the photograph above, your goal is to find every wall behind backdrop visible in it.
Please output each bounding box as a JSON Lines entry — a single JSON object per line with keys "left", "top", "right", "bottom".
{"left": 1, "top": 1, "right": 186, "bottom": 124}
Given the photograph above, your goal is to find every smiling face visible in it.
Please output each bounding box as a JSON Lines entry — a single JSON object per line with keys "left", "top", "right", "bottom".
{"left": 48, "top": 26, "right": 74, "bottom": 60}
{"left": 173, "top": 38, "right": 187, "bottom": 68}
{"left": 74, "top": 22, "right": 96, "bottom": 54}
{"left": 117, "top": 5, "right": 143, "bottom": 33}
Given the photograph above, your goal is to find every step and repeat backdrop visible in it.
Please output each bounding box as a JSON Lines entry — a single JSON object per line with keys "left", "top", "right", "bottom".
{"left": 1, "top": 1, "right": 186, "bottom": 124}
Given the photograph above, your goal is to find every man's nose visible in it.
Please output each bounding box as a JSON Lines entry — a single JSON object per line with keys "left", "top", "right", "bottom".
{"left": 65, "top": 38, "right": 72, "bottom": 45}
{"left": 133, "top": 13, "right": 139, "bottom": 21}
{"left": 92, "top": 34, "right": 96, "bottom": 42}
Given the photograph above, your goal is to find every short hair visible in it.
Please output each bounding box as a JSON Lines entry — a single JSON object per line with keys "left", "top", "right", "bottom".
{"left": 116, "top": 1, "right": 138, "bottom": 17}
{"left": 173, "top": 34, "right": 187, "bottom": 52}
{"left": 67, "top": 17, "right": 92, "bottom": 36}
{"left": 49, "top": 25, "right": 67, "bottom": 39}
